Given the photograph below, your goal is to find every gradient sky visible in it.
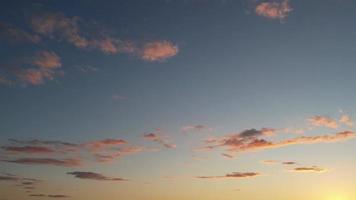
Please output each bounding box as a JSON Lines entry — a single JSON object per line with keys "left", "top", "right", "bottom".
{"left": 1, "top": 1, "right": 356, "bottom": 200}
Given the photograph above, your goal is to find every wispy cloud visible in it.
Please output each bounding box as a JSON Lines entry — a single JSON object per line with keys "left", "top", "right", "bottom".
{"left": 196, "top": 172, "right": 260, "bottom": 179}
{"left": 181, "top": 124, "right": 212, "bottom": 134}
{"left": 255, "top": 0, "right": 292, "bottom": 20}
{"left": 143, "top": 129, "right": 176, "bottom": 149}
{"left": 0, "top": 22, "right": 40, "bottom": 43}
{"left": 203, "top": 130, "right": 355, "bottom": 155}
{"left": 67, "top": 171, "right": 128, "bottom": 181}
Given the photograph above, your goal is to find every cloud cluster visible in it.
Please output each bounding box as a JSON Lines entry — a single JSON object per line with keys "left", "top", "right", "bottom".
{"left": 140, "top": 41, "right": 179, "bottom": 61}
{"left": 255, "top": 0, "right": 292, "bottom": 20}
{"left": 0, "top": 137, "right": 158, "bottom": 166}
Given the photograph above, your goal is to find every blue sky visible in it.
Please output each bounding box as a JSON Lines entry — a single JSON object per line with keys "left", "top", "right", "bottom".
{"left": 1, "top": 1, "right": 356, "bottom": 200}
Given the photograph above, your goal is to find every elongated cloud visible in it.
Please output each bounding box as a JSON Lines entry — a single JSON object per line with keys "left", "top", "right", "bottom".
{"left": 29, "top": 194, "right": 70, "bottom": 198}
{"left": 1, "top": 146, "right": 54, "bottom": 154}
{"left": 293, "top": 166, "right": 326, "bottom": 173}
{"left": 255, "top": 0, "right": 292, "bottom": 20}
{"left": 282, "top": 161, "right": 297, "bottom": 165}
{"left": 196, "top": 172, "right": 260, "bottom": 179}
{"left": 67, "top": 171, "right": 128, "bottom": 181}
{"left": 308, "top": 116, "right": 338, "bottom": 129}
{"left": 140, "top": 40, "right": 178, "bottom": 61}
{"left": 84, "top": 139, "right": 127, "bottom": 151}
{"left": 203, "top": 130, "right": 355, "bottom": 154}
{"left": 2, "top": 158, "right": 82, "bottom": 167}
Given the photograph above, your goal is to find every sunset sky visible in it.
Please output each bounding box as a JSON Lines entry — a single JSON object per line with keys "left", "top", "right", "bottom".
{"left": 1, "top": 1, "right": 356, "bottom": 200}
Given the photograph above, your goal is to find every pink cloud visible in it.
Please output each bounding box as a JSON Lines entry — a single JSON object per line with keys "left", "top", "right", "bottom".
{"left": 0, "top": 22, "right": 41, "bottom": 43}
{"left": 308, "top": 116, "right": 339, "bottom": 129}
{"left": 255, "top": 0, "right": 292, "bottom": 20}
{"left": 31, "top": 12, "right": 88, "bottom": 48}
{"left": 140, "top": 40, "right": 178, "bottom": 61}
{"left": 203, "top": 130, "right": 355, "bottom": 154}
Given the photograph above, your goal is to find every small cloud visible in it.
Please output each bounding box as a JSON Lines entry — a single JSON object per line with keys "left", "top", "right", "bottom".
{"left": 282, "top": 161, "right": 297, "bottom": 165}
{"left": 2, "top": 158, "right": 82, "bottom": 167}
{"left": 67, "top": 171, "right": 128, "bottom": 181}
{"left": 255, "top": 0, "right": 292, "bottom": 20}
{"left": 293, "top": 166, "right": 327, "bottom": 173}
{"left": 339, "top": 114, "right": 353, "bottom": 127}
{"left": 143, "top": 129, "right": 176, "bottom": 149}
{"left": 47, "top": 195, "right": 70, "bottom": 198}
{"left": 308, "top": 116, "right": 339, "bottom": 129}
{"left": 140, "top": 40, "right": 178, "bottom": 61}
{"left": 261, "top": 160, "right": 278, "bottom": 164}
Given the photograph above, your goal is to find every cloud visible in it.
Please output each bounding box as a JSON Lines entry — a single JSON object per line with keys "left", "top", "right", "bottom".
{"left": 339, "top": 114, "right": 353, "bottom": 127}
{"left": 255, "top": 0, "right": 292, "bottom": 20}
{"left": 293, "top": 166, "right": 326, "bottom": 173}
{"left": 0, "top": 22, "right": 41, "bottom": 43}
{"left": 308, "top": 116, "right": 338, "bottom": 129}
{"left": 1, "top": 146, "right": 55, "bottom": 154}
{"left": 140, "top": 40, "right": 178, "bottom": 61}
{"left": 203, "top": 130, "right": 355, "bottom": 154}
{"left": 32, "top": 51, "right": 61, "bottom": 69}
{"left": 261, "top": 160, "right": 279, "bottom": 164}
{"left": 31, "top": 12, "right": 88, "bottom": 48}
{"left": 84, "top": 139, "right": 127, "bottom": 152}
{"left": 196, "top": 172, "right": 260, "bottom": 179}
{"left": 181, "top": 124, "right": 212, "bottom": 134}
{"left": 2, "top": 158, "right": 82, "bottom": 167}
{"left": 67, "top": 171, "right": 128, "bottom": 181}
{"left": 29, "top": 194, "right": 69, "bottom": 198}
{"left": 282, "top": 161, "right": 297, "bottom": 165}
{"left": 143, "top": 130, "right": 176, "bottom": 149}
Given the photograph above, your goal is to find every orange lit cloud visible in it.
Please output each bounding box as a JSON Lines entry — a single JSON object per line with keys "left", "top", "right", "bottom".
{"left": 1, "top": 146, "right": 55, "bottom": 154}
{"left": 140, "top": 40, "right": 178, "bottom": 61}
{"left": 255, "top": 0, "right": 292, "bottom": 20}
{"left": 339, "top": 114, "right": 353, "bottom": 127}
{"left": 308, "top": 116, "right": 339, "bottom": 129}
{"left": 203, "top": 130, "right": 355, "bottom": 154}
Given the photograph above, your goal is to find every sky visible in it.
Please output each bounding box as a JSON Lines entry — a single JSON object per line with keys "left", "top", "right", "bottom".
{"left": 0, "top": 0, "right": 356, "bottom": 200}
